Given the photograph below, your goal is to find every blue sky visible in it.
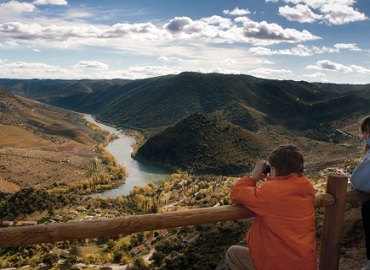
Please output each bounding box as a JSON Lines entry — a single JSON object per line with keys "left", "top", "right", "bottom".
{"left": 0, "top": 0, "right": 369, "bottom": 84}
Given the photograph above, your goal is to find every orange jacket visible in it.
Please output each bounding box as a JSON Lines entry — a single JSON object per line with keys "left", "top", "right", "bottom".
{"left": 230, "top": 173, "right": 317, "bottom": 270}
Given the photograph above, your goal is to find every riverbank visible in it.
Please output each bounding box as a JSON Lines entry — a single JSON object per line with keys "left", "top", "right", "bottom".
{"left": 83, "top": 114, "right": 172, "bottom": 197}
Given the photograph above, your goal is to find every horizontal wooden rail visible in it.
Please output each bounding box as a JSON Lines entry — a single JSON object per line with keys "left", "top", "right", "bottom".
{"left": 0, "top": 204, "right": 253, "bottom": 248}
{"left": 1, "top": 174, "right": 370, "bottom": 270}
{"left": 0, "top": 183, "right": 351, "bottom": 249}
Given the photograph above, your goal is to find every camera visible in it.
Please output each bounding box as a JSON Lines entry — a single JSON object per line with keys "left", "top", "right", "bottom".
{"left": 263, "top": 162, "right": 271, "bottom": 174}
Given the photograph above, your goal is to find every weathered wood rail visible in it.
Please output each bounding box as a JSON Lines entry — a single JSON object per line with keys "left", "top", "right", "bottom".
{"left": 1, "top": 174, "right": 369, "bottom": 270}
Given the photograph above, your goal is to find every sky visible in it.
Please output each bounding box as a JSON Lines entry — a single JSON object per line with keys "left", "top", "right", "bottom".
{"left": 0, "top": 0, "right": 369, "bottom": 84}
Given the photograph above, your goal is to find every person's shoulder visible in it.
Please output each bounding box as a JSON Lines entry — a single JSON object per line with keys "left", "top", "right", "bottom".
{"left": 284, "top": 174, "right": 314, "bottom": 188}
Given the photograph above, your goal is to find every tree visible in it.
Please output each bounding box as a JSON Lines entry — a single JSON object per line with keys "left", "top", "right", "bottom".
{"left": 69, "top": 242, "right": 81, "bottom": 258}
{"left": 47, "top": 202, "right": 54, "bottom": 218}
{"left": 42, "top": 253, "right": 58, "bottom": 266}
{"left": 155, "top": 238, "right": 182, "bottom": 254}
{"left": 113, "top": 251, "right": 123, "bottom": 263}
{"left": 137, "top": 232, "right": 144, "bottom": 244}
{"left": 106, "top": 239, "right": 115, "bottom": 252}
{"left": 151, "top": 251, "right": 165, "bottom": 266}
{"left": 63, "top": 257, "right": 77, "bottom": 267}
{"left": 131, "top": 257, "right": 150, "bottom": 270}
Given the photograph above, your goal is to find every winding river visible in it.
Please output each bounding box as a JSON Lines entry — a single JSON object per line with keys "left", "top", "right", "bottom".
{"left": 84, "top": 114, "right": 172, "bottom": 197}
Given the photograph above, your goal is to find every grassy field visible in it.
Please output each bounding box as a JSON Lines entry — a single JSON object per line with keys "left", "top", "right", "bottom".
{"left": 0, "top": 124, "right": 52, "bottom": 148}
{"left": 0, "top": 177, "right": 20, "bottom": 193}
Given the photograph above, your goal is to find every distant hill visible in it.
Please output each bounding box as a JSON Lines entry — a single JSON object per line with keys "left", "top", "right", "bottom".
{"left": 0, "top": 78, "right": 129, "bottom": 103}
{"left": 134, "top": 113, "right": 269, "bottom": 175}
{"left": 2, "top": 73, "right": 370, "bottom": 141}
{"left": 93, "top": 72, "right": 370, "bottom": 140}
{"left": 0, "top": 88, "right": 100, "bottom": 145}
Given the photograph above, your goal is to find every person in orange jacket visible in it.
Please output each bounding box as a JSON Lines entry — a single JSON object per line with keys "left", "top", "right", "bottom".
{"left": 226, "top": 144, "right": 317, "bottom": 270}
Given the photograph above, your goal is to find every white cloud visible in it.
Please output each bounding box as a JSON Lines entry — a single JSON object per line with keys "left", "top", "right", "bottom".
{"left": 0, "top": 1, "right": 35, "bottom": 13}
{"left": 0, "top": 11, "right": 321, "bottom": 51}
{"left": 334, "top": 43, "right": 361, "bottom": 51}
{"left": 164, "top": 17, "right": 193, "bottom": 33}
{"left": 242, "top": 20, "right": 320, "bottom": 42}
{"left": 248, "top": 67, "right": 293, "bottom": 76}
{"left": 124, "top": 65, "right": 178, "bottom": 78}
{"left": 282, "top": 45, "right": 337, "bottom": 55}
{"left": 304, "top": 72, "right": 328, "bottom": 82}
{"left": 223, "top": 7, "right": 251, "bottom": 16}
{"left": 351, "top": 65, "right": 370, "bottom": 75}
{"left": 0, "top": 61, "right": 119, "bottom": 79}
{"left": 33, "top": 0, "right": 67, "bottom": 5}
{"left": 158, "top": 56, "right": 198, "bottom": 63}
{"left": 248, "top": 47, "right": 273, "bottom": 55}
{"left": 103, "top": 22, "right": 161, "bottom": 39}
{"left": 0, "top": 61, "right": 71, "bottom": 79}
{"left": 234, "top": 16, "right": 253, "bottom": 25}
{"left": 65, "top": 10, "right": 93, "bottom": 19}
{"left": 277, "top": 0, "right": 367, "bottom": 25}
{"left": 307, "top": 60, "right": 353, "bottom": 73}
{"left": 201, "top": 16, "right": 233, "bottom": 29}
{"left": 279, "top": 4, "right": 322, "bottom": 23}
{"left": 0, "top": 22, "right": 102, "bottom": 42}
{"left": 220, "top": 58, "right": 237, "bottom": 65}
{"left": 248, "top": 43, "right": 360, "bottom": 57}
{"left": 304, "top": 72, "right": 326, "bottom": 78}
{"left": 163, "top": 15, "right": 320, "bottom": 44}
{"left": 283, "top": 0, "right": 355, "bottom": 10}
{"left": 4, "top": 40, "right": 19, "bottom": 47}
{"left": 73, "top": 61, "right": 109, "bottom": 70}
{"left": 321, "top": 3, "right": 367, "bottom": 25}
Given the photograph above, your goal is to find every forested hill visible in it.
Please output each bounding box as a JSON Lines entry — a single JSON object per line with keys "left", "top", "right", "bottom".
{"left": 134, "top": 113, "right": 270, "bottom": 175}
{"left": 1, "top": 72, "right": 370, "bottom": 142}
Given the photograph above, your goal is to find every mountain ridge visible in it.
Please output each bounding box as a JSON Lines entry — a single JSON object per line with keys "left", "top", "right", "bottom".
{"left": 1, "top": 72, "right": 368, "bottom": 175}
{"left": 2, "top": 73, "right": 369, "bottom": 140}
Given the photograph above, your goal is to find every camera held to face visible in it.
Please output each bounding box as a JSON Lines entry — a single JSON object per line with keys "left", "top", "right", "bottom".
{"left": 263, "top": 162, "right": 271, "bottom": 174}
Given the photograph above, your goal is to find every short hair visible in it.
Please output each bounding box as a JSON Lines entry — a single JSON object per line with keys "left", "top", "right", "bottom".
{"left": 359, "top": 115, "right": 370, "bottom": 154}
{"left": 360, "top": 115, "right": 370, "bottom": 133}
{"left": 268, "top": 144, "right": 304, "bottom": 177}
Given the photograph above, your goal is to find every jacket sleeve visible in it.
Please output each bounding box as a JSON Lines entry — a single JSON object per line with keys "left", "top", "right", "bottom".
{"left": 230, "top": 176, "right": 269, "bottom": 215}
{"left": 351, "top": 150, "right": 370, "bottom": 193}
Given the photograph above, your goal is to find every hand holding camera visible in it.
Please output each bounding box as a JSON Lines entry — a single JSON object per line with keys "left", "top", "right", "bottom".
{"left": 263, "top": 162, "right": 271, "bottom": 174}
{"left": 251, "top": 160, "right": 270, "bottom": 181}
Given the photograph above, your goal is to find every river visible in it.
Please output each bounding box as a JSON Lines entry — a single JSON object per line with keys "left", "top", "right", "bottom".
{"left": 83, "top": 114, "right": 172, "bottom": 197}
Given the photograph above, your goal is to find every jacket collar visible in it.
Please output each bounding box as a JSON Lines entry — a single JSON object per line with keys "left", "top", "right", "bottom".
{"left": 266, "top": 173, "right": 303, "bottom": 181}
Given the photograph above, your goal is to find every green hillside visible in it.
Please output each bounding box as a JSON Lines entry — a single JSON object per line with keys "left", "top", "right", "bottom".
{"left": 134, "top": 113, "right": 269, "bottom": 175}
{"left": 0, "top": 78, "right": 130, "bottom": 113}
{"left": 2, "top": 73, "right": 370, "bottom": 141}
{"left": 93, "top": 73, "right": 370, "bottom": 141}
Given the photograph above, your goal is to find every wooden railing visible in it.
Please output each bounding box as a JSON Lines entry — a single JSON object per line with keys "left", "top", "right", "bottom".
{"left": 1, "top": 174, "right": 369, "bottom": 270}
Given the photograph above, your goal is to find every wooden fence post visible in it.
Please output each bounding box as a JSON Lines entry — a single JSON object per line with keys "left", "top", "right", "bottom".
{"left": 319, "top": 174, "right": 348, "bottom": 270}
